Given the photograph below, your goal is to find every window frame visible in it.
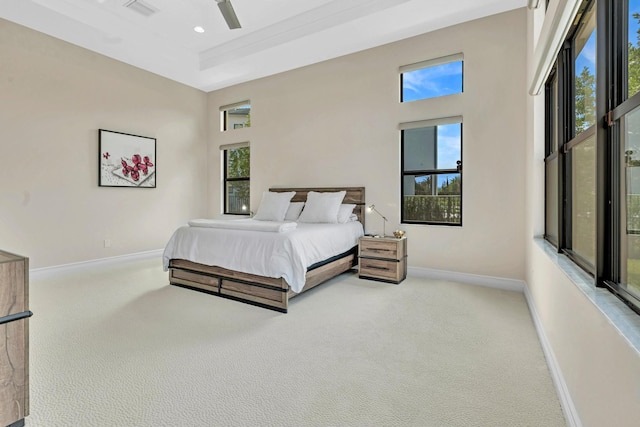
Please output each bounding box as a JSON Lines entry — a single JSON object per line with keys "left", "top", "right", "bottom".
{"left": 544, "top": 0, "right": 598, "bottom": 275}
{"left": 399, "top": 53, "right": 464, "bottom": 103}
{"left": 222, "top": 143, "right": 250, "bottom": 216}
{"left": 400, "top": 117, "right": 463, "bottom": 227}
{"left": 220, "top": 101, "right": 251, "bottom": 132}
{"left": 599, "top": 0, "right": 640, "bottom": 312}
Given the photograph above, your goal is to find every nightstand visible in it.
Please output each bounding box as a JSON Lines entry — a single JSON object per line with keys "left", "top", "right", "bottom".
{"left": 358, "top": 236, "right": 407, "bottom": 284}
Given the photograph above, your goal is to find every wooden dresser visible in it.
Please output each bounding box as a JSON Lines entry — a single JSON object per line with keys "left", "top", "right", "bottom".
{"left": 0, "top": 250, "right": 31, "bottom": 427}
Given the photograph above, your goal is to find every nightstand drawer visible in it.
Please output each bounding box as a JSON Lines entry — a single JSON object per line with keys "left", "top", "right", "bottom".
{"left": 359, "top": 258, "right": 405, "bottom": 282}
{"left": 359, "top": 239, "right": 399, "bottom": 259}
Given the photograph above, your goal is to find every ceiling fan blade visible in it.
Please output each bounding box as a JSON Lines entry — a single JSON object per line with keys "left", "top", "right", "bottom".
{"left": 216, "top": 0, "right": 241, "bottom": 30}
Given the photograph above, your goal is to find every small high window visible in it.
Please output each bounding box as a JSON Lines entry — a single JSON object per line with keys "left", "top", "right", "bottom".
{"left": 220, "top": 101, "right": 251, "bottom": 131}
{"left": 400, "top": 54, "right": 463, "bottom": 102}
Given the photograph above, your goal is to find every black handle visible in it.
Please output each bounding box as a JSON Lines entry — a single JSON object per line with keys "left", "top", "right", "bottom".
{"left": 0, "top": 310, "right": 33, "bottom": 326}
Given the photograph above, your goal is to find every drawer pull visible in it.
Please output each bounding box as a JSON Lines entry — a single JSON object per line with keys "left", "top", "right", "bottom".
{"left": 366, "top": 265, "right": 390, "bottom": 271}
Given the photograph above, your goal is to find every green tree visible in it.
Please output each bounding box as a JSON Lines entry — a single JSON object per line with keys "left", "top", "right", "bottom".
{"left": 414, "top": 175, "right": 432, "bottom": 195}
{"left": 439, "top": 176, "right": 461, "bottom": 195}
{"left": 575, "top": 65, "right": 596, "bottom": 134}
{"left": 227, "top": 147, "right": 250, "bottom": 178}
{"left": 227, "top": 147, "right": 250, "bottom": 204}
{"left": 629, "top": 12, "right": 640, "bottom": 97}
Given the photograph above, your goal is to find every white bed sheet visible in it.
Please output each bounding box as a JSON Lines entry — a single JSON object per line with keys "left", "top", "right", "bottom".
{"left": 162, "top": 221, "right": 364, "bottom": 293}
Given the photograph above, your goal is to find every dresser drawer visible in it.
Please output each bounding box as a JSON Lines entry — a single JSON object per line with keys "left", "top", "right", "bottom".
{"left": 359, "top": 239, "right": 399, "bottom": 259}
{"left": 359, "top": 257, "right": 405, "bottom": 283}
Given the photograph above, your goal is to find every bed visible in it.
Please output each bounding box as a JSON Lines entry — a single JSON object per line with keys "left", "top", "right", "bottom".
{"left": 164, "top": 187, "right": 366, "bottom": 313}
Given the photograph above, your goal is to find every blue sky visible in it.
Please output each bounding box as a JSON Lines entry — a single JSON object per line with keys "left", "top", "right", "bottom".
{"left": 631, "top": 0, "right": 640, "bottom": 44}
{"left": 402, "top": 61, "right": 462, "bottom": 102}
{"left": 575, "top": 0, "right": 640, "bottom": 77}
{"left": 575, "top": 30, "right": 596, "bottom": 77}
{"left": 437, "top": 124, "right": 461, "bottom": 170}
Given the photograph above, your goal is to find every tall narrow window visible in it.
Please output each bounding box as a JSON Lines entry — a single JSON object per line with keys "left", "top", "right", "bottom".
{"left": 545, "top": 70, "right": 559, "bottom": 246}
{"left": 610, "top": 0, "right": 640, "bottom": 311}
{"left": 400, "top": 117, "right": 462, "bottom": 226}
{"left": 222, "top": 143, "right": 250, "bottom": 215}
{"left": 400, "top": 54, "right": 463, "bottom": 102}
{"left": 619, "top": 106, "right": 640, "bottom": 303}
{"left": 220, "top": 101, "right": 251, "bottom": 131}
{"left": 568, "top": 0, "right": 597, "bottom": 268}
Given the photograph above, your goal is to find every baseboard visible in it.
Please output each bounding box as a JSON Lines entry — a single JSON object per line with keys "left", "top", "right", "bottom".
{"left": 30, "top": 249, "right": 164, "bottom": 279}
{"left": 407, "top": 266, "right": 526, "bottom": 292}
{"left": 523, "top": 285, "right": 582, "bottom": 427}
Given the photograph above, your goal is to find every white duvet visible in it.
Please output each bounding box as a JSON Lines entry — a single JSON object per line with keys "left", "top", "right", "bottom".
{"left": 162, "top": 221, "right": 364, "bottom": 293}
{"left": 188, "top": 218, "right": 297, "bottom": 232}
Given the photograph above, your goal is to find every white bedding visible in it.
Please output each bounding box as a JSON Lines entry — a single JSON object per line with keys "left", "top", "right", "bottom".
{"left": 188, "top": 218, "right": 297, "bottom": 232}
{"left": 162, "top": 221, "right": 364, "bottom": 293}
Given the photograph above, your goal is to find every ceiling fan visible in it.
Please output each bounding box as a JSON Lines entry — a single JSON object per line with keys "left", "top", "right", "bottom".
{"left": 215, "top": 0, "right": 241, "bottom": 29}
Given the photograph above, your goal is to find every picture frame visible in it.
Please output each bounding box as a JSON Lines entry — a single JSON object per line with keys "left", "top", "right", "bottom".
{"left": 99, "top": 129, "right": 156, "bottom": 188}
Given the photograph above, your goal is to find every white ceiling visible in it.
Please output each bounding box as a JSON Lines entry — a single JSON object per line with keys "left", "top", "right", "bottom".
{"left": 0, "top": 0, "right": 526, "bottom": 92}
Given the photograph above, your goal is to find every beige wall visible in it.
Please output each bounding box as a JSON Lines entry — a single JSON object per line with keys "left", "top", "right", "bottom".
{"left": 525, "top": 3, "right": 640, "bottom": 426}
{"left": 0, "top": 19, "right": 209, "bottom": 268}
{"left": 208, "top": 9, "right": 528, "bottom": 281}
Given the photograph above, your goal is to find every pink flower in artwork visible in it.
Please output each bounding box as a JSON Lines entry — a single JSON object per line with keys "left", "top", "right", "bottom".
{"left": 129, "top": 153, "right": 154, "bottom": 175}
{"left": 121, "top": 159, "right": 134, "bottom": 177}
{"left": 121, "top": 154, "right": 153, "bottom": 181}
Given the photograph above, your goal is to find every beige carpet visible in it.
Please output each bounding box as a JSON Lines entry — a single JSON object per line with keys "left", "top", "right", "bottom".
{"left": 26, "top": 257, "right": 566, "bottom": 426}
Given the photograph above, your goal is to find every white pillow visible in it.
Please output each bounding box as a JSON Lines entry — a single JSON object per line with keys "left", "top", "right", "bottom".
{"left": 284, "top": 202, "right": 305, "bottom": 221}
{"left": 298, "top": 191, "right": 346, "bottom": 223}
{"left": 253, "top": 191, "right": 296, "bottom": 221}
{"left": 337, "top": 204, "right": 356, "bottom": 223}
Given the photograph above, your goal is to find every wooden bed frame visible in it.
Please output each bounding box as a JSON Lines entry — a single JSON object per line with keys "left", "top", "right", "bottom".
{"left": 167, "top": 187, "right": 366, "bottom": 313}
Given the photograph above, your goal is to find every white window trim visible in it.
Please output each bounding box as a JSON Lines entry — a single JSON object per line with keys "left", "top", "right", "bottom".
{"left": 399, "top": 53, "right": 464, "bottom": 74}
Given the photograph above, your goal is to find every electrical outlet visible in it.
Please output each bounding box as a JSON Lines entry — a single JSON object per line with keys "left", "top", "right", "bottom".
{"left": 104, "top": 239, "right": 111, "bottom": 248}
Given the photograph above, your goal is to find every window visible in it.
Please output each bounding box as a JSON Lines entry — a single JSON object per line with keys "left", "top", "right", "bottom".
{"left": 544, "top": 70, "right": 559, "bottom": 245}
{"left": 220, "top": 101, "right": 251, "bottom": 131}
{"left": 545, "top": 0, "right": 597, "bottom": 272}
{"left": 400, "top": 117, "right": 462, "bottom": 226}
{"left": 544, "top": 0, "right": 640, "bottom": 314}
{"left": 611, "top": 0, "right": 640, "bottom": 309}
{"left": 222, "top": 143, "right": 250, "bottom": 215}
{"left": 400, "top": 54, "right": 463, "bottom": 102}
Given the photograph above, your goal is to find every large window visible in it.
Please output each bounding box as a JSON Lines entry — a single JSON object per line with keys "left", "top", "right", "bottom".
{"left": 612, "top": 0, "right": 640, "bottom": 309}
{"left": 222, "top": 143, "right": 250, "bottom": 215}
{"left": 545, "top": 0, "right": 640, "bottom": 313}
{"left": 400, "top": 117, "right": 462, "bottom": 226}
{"left": 400, "top": 54, "right": 463, "bottom": 102}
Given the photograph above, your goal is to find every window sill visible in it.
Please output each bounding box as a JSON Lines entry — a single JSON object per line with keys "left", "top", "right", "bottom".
{"left": 535, "top": 237, "right": 640, "bottom": 354}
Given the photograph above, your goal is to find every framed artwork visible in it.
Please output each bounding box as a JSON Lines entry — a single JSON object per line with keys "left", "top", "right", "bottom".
{"left": 99, "top": 129, "right": 156, "bottom": 188}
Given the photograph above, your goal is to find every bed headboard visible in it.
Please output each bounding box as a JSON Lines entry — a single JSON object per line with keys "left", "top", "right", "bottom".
{"left": 269, "top": 187, "right": 366, "bottom": 227}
